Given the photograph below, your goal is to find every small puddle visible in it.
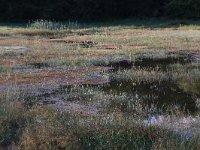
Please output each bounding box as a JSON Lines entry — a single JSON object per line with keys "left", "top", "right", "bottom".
{"left": 101, "top": 80, "right": 199, "bottom": 114}
{"left": 134, "top": 56, "right": 189, "bottom": 71}
{"left": 143, "top": 115, "right": 200, "bottom": 142}
{"left": 94, "top": 53, "right": 190, "bottom": 71}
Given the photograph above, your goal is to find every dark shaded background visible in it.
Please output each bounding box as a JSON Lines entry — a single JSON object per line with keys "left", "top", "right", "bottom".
{"left": 0, "top": 0, "right": 200, "bottom": 22}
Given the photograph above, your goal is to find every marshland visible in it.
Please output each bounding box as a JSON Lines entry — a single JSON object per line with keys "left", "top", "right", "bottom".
{"left": 0, "top": 19, "right": 200, "bottom": 149}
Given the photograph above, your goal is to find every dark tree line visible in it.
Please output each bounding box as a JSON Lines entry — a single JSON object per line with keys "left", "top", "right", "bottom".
{"left": 0, "top": 0, "right": 199, "bottom": 22}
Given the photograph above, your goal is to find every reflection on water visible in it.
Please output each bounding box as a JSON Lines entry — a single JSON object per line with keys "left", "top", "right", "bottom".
{"left": 102, "top": 80, "right": 199, "bottom": 114}
{"left": 134, "top": 55, "right": 190, "bottom": 71}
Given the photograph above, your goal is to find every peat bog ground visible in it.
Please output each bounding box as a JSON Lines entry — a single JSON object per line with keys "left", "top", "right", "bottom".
{"left": 0, "top": 19, "right": 200, "bottom": 149}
